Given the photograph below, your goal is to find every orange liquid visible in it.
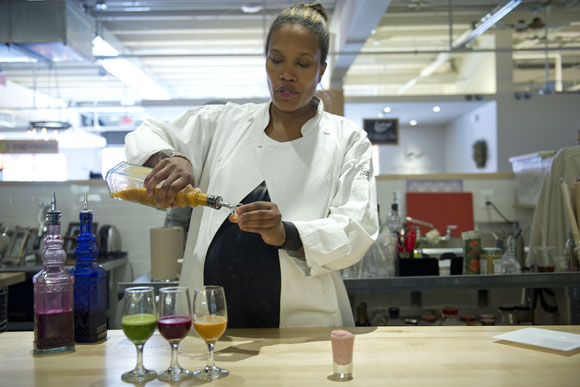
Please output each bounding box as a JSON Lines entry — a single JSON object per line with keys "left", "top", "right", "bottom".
{"left": 112, "top": 188, "right": 157, "bottom": 207}
{"left": 194, "top": 315, "right": 227, "bottom": 344}
{"left": 112, "top": 187, "right": 208, "bottom": 208}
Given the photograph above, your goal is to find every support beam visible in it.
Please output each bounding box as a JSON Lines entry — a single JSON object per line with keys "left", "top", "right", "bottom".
{"left": 328, "top": 0, "right": 392, "bottom": 89}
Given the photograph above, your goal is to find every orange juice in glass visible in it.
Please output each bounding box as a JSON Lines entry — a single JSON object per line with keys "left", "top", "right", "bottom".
{"left": 192, "top": 286, "right": 229, "bottom": 381}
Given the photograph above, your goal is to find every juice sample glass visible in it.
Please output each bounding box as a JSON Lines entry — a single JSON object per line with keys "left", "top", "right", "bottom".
{"left": 121, "top": 287, "right": 157, "bottom": 383}
{"left": 192, "top": 286, "right": 229, "bottom": 381}
{"left": 157, "top": 287, "right": 193, "bottom": 382}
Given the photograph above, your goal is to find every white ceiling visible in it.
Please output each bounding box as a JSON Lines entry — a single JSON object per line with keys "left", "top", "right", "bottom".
{"left": 1, "top": 0, "right": 579, "bottom": 127}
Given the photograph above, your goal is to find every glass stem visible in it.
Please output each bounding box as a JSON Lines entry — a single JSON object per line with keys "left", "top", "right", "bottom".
{"left": 206, "top": 342, "right": 215, "bottom": 369}
{"left": 134, "top": 344, "right": 145, "bottom": 374}
{"left": 170, "top": 343, "right": 180, "bottom": 371}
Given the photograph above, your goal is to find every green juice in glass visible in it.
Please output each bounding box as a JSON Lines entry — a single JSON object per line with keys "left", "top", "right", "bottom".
{"left": 122, "top": 314, "right": 157, "bottom": 344}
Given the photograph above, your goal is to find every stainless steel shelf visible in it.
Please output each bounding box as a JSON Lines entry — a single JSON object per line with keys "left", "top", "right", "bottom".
{"left": 344, "top": 272, "right": 580, "bottom": 291}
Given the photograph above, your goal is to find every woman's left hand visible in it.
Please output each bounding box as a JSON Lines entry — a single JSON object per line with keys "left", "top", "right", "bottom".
{"left": 230, "top": 201, "right": 286, "bottom": 247}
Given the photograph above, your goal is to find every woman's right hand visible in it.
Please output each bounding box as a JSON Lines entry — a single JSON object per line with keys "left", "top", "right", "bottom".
{"left": 143, "top": 155, "right": 195, "bottom": 209}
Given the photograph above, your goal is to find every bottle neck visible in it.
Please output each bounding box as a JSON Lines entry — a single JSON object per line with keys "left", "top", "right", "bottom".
{"left": 42, "top": 223, "right": 66, "bottom": 266}
{"left": 75, "top": 211, "right": 98, "bottom": 264}
{"left": 179, "top": 186, "right": 222, "bottom": 209}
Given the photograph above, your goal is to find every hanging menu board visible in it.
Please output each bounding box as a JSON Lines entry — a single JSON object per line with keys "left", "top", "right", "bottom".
{"left": 362, "top": 118, "right": 398, "bottom": 144}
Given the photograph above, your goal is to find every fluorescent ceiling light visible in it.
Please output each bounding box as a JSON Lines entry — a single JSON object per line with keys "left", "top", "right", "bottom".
{"left": 433, "top": 106, "right": 441, "bottom": 112}
{"left": 92, "top": 36, "right": 171, "bottom": 100}
{"left": 409, "top": 120, "right": 418, "bottom": 126}
{"left": 383, "top": 106, "right": 391, "bottom": 113}
{"left": 397, "top": 0, "right": 522, "bottom": 95}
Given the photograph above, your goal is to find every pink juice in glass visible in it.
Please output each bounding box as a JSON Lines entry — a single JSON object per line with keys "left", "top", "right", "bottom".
{"left": 157, "top": 316, "right": 192, "bottom": 342}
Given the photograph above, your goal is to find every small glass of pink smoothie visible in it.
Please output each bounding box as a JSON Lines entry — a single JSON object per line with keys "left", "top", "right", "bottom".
{"left": 330, "top": 329, "right": 354, "bottom": 381}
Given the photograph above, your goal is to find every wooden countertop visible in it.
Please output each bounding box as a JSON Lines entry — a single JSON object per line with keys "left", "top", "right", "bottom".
{"left": 1, "top": 326, "right": 579, "bottom": 386}
{"left": 0, "top": 272, "right": 25, "bottom": 288}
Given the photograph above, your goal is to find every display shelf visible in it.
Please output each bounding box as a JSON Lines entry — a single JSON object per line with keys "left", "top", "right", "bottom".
{"left": 344, "top": 272, "right": 580, "bottom": 291}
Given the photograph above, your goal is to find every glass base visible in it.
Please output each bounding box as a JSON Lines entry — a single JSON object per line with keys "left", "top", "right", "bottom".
{"left": 157, "top": 366, "right": 193, "bottom": 382}
{"left": 329, "top": 372, "right": 353, "bottom": 381}
{"left": 121, "top": 368, "right": 157, "bottom": 383}
{"left": 34, "top": 345, "right": 75, "bottom": 355}
{"left": 193, "top": 365, "right": 229, "bottom": 381}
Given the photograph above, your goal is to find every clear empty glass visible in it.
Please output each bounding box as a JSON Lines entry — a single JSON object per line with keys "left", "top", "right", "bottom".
{"left": 157, "top": 287, "right": 193, "bottom": 382}
{"left": 121, "top": 286, "right": 157, "bottom": 383}
{"left": 192, "top": 286, "right": 229, "bottom": 381}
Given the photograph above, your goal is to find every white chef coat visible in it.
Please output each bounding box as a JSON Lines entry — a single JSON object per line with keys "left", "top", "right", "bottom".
{"left": 526, "top": 146, "right": 580, "bottom": 324}
{"left": 125, "top": 99, "right": 379, "bottom": 327}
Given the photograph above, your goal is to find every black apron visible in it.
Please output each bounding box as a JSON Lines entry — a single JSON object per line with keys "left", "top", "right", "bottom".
{"left": 204, "top": 182, "right": 281, "bottom": 328}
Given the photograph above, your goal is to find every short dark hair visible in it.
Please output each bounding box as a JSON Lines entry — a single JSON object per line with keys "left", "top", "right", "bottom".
{"left": 264, "top": 2, "right": 330, "bottom": 65}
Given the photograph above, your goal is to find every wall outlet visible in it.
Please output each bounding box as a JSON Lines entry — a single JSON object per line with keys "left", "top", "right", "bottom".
{"left": 480, "top": 189, "right": 494, "bottom": 208}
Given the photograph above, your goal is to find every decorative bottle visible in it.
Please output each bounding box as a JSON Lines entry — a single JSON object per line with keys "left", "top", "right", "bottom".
{"left": 69, "top": 194, "right": 108, "bottom": 343}
{"left": 33, "top": 192, "right": 75, "bottom": 354}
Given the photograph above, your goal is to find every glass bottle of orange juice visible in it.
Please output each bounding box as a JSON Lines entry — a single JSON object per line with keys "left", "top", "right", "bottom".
{"left": 105, "top": 161, "right": 236, "bottom": 211}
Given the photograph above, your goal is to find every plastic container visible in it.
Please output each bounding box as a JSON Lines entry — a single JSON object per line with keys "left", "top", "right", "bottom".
{"left": 509, "top": 151, "right": 556, "bottom": 205}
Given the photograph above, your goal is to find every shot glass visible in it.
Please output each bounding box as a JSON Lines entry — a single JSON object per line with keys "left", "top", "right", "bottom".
{"left": 330, "top": 329, "right": 354, "bottom": 381}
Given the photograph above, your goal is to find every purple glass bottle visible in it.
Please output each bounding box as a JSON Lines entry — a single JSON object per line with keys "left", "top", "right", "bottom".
{"left": 33, "top": 192, "right": 75, "bottom": 354}
{"left": 70, "top": 194, "right": 108, "bottom": 343}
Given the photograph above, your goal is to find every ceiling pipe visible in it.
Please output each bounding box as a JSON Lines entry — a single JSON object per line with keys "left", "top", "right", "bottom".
{"left": 397, "top": 0, "right": 523, "bottom": 95}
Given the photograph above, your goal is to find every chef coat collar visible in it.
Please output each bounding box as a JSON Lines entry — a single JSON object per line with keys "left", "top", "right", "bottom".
{"left": 256, "top": 97, "right": 324, "bottom": 140}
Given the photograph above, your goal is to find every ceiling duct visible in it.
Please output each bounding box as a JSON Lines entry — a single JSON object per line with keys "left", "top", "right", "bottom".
{"left": 0, "top": 0, "right": 94, "bottom": 62}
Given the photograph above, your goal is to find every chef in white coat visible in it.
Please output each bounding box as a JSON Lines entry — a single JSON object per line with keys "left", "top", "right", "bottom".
{"left": 125, "top": 2, "right": 379, "bottom": 328}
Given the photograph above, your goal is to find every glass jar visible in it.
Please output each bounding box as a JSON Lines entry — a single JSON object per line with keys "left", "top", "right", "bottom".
{"left": 497, "top": 305, "right": 517, "bottom": 325}
{"left": 480, "top": 247, "right": 502, "bottom": 274}
{"left": 439, "top": 307, "right": 464, "bottom": 326}
{"left": 370, "top": 308, "right": 389, "bottom": 326}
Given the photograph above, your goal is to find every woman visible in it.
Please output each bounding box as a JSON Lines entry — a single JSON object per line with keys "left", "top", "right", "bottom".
{"left": 125, "top": 3, "right": 378, "bottom": 328}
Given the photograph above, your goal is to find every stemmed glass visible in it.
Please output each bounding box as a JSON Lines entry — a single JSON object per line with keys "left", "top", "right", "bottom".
{"left": 121, "top": 286, "right": 157, "bottom": 383}
{"left": 192, "top": 285, "right": 229, "bottom": 381}
{"left": 157, "top": 287, "right": 193, "bottom": 382}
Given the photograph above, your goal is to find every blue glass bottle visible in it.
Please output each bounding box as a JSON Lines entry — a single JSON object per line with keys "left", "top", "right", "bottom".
{"left": 69, "top": 194, "right": 108, "bottom": 343}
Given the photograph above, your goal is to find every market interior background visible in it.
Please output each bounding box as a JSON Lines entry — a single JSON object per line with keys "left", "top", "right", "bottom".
{"left": 0, "top": 0, "right": 579, "bottom": 328}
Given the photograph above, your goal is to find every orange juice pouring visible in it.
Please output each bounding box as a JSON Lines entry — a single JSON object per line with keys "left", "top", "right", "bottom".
{"left": 192, "top": 286, "right": 229, "bottom": 381}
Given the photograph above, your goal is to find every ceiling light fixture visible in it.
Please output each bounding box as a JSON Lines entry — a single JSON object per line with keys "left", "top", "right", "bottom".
{"left": 30, "top": 121, "right": 71, "bottom": 130}
{"left": 433, "top": 106, "right": 441, "bottom": 112}
{"left": 410, "top": 120, "right": 418, "bottom": 126}
{"left": 241, "top": 4, "right": 263, "bottom": 13}
{"left": 397, "top": 0, "right": 522, "bottom": 95}
{"left": 383, "top": 106, "right": 391, "bottom": 113}
{"left": 92, "top": 36, "right": 171, "bottom": 100}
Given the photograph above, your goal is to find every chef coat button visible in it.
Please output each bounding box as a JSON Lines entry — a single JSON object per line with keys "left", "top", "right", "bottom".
{"left": 218, "top": 157, "right": 222, "bottom": 162}
{"left": 326, "top": 175, "right": 331, "bottom": 184}
{"left": 324, "top": 129, "right": 331, "bottom": 135}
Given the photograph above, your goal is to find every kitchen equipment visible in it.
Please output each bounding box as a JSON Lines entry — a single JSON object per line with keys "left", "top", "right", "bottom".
{"left": 150, "top": 227, "right": 183, "bottom": 281}
{"left": 98, "top": 225, "right": 122, "bottom": 259}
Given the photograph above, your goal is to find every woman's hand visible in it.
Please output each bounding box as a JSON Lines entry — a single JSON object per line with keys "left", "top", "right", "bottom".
{"left": 231, "top": 201, "right": 286, "bottom": 247}
{"left": 143, "top": 156, "right": 194, "bottom": 209}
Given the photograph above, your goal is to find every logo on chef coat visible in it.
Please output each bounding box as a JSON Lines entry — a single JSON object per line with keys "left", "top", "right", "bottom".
{"left": 357, "top": 167, "right": 371, "bottom": 180}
